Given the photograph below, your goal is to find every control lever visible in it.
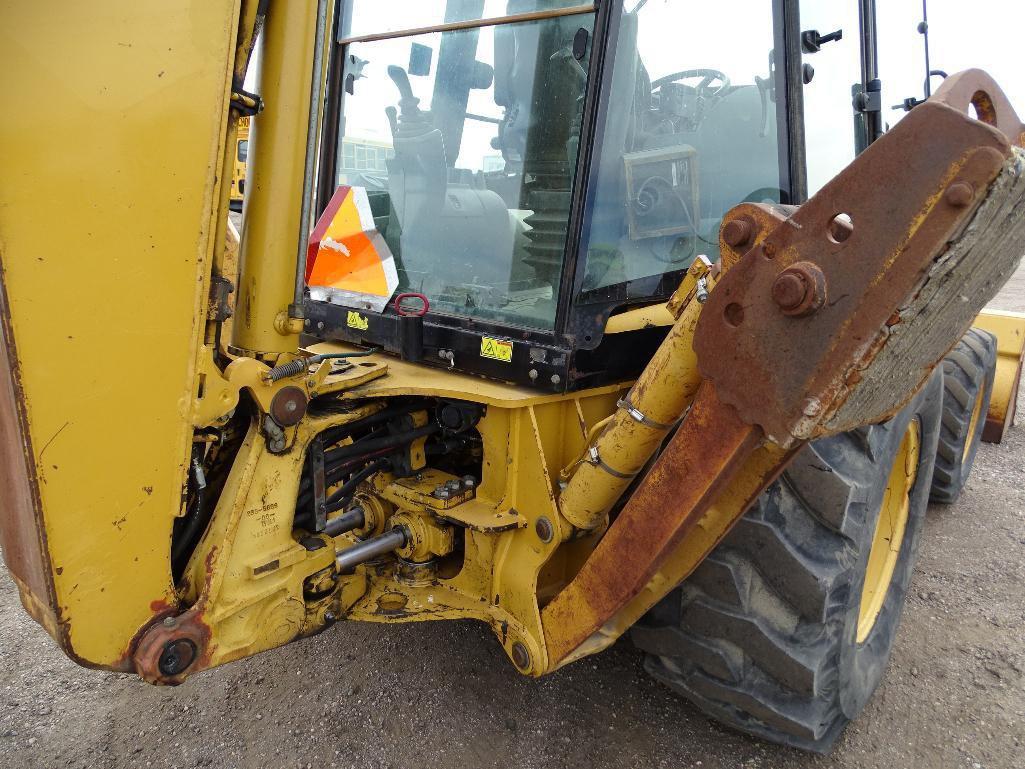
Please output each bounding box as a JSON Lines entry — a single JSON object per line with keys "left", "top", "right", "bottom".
{"left": 801, "top": 28, "right": 843, "bottom": 54}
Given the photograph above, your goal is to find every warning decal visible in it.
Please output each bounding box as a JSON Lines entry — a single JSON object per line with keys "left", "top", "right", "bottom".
{"left": 346, "top": 311, "right": 369, "bottom": 330}
{"left": 480, "top": 337, "right": 513, "bottom": 363}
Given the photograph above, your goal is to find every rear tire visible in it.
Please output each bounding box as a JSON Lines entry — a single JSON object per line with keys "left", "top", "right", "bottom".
{"left": 929, "top": 328, "right": 997, "bottom": 504}
{"left": 631, "top": 371, "right": 943, "bottom": 753}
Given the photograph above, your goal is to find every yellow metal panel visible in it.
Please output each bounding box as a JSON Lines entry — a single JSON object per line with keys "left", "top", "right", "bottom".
{"left": 603, "top": 303, "right": 674, "bottom": 333}
{"left": 308, "top": 341, "right": 628, "bottom": 407}
{"left": 0, "top": 1, "right": 240, "bottom": 666}
{"left": 973, "top": 309, "right": 1025, "bottom": 442}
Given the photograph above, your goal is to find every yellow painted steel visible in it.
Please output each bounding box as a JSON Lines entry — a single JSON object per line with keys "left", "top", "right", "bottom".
{"left": 175, "top": 367, "right": 622, "bottom": 677}
{"left": 557, "top": 259, "right": 712, "bottom": 530}
{"left": 857, "top": 419, "right": 920, "bottom": 643}
{"left": 604, "top": 302, "right": 675, "bottom": 334}
{"left": 972, "top": 309, "right": 1025, "bottom": 442}
{"left": 0, "top": 1, "right": 242, "bottom": 666}
{"left": 232, "top": 0, "right": 319, "bottom": 355}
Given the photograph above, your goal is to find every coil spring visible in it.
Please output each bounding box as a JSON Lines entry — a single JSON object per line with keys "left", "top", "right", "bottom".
{"left": 266, "top": 358, "right": 309, "bottom": 383}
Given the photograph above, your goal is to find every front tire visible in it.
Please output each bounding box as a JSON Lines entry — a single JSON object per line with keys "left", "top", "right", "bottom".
{"left": 631, "top": 371, "right": 943, "bottom": 753}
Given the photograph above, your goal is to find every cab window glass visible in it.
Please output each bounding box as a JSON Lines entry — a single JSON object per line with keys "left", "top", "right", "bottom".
{"left": 578, "top": 0, "right": 786, "bottom": 294}
{"left": 876, "top": 1, "right": 928, "bottom": 129}
{"left": 330, "top": 7, "right": 595, "bottom": 329}
{"left": 800, "top": 0, "right": 863, "bottom": 194}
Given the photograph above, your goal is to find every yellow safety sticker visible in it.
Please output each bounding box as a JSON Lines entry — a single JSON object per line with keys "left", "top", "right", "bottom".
{"left": 480, "top": 336, "right": 513, "bottom": 363}
{"left": 347, "top": 310, "right": 369, "bottom": 331}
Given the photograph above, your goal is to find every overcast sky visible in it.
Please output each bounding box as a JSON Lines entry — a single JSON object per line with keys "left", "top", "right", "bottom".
{"left": 928, "top": 0, "right": 1024, "bottom": 109}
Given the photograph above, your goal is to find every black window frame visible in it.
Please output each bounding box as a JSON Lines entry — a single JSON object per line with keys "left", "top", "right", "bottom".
{"left": 308, "top": 0, "right": 807, "bottom": 391}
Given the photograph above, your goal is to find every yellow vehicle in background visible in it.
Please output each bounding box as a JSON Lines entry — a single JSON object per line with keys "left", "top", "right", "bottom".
{"left": 230, "top": 115, "right": 250, "bottom": 211}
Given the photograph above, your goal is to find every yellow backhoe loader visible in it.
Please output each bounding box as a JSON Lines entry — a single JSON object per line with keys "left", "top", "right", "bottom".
{"left": 2, "top": 1, "right": 1024, "bottom": 753}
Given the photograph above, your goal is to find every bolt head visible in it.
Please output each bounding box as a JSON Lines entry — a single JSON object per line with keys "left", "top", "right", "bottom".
{"left": 771, "top": 272, "right": 807, "bottom": 311}
{"left": 722, "top": 218, "right": 753, "bottom": 248}
{"left": 772, "top": 262, "right": 827, "bottom": 317}
{"left": 535, "top": 517, "right": 554, "bottom": 543}
{"left": 945, "top": 182, "right": 975, "bottom": 208}
{"left": 511, "top": 641, "right": 531, "bottom": 671}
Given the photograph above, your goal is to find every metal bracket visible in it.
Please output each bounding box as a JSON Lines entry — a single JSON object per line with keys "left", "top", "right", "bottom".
{"left": 854, "top": 79, "right": 882, "bottom": 114}
{"left": 310, "top": 436, "right": 327, "bottom": 532}
{"left": 208, "top": 275, "right": 234, "bottom": 322}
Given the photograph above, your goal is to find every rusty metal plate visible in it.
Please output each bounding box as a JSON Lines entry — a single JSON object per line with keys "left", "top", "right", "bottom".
{"left": 542, "top": 383, "right": 762, "bottom": 663}
{"left": 932, "top": 69, "right": 1025, "bottom": 148}
{"left": 695, "top": 100, "right": 1017, "bottom": 446}
{"left": 0, "top": 277, "right": 52, "bottom": 603}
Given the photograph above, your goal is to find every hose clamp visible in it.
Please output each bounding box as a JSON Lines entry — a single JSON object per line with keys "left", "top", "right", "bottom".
{"left": 617, "top": 398, "right": 678, "bottom": 431}
{"left": 586, "top": 446, "right": 635, "bottom": 480}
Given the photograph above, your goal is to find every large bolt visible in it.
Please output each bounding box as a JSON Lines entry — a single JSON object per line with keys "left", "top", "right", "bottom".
{"left": 535, "top": 517, "right": 554, "bottom": 543}
{"left": 772, "top": 273, "right": 807, "bottom": 310}
{"left": 772, "top": 262, "right": 827, "bottom": 317}
{"left": 157, "top": 638, "right": 197, "bottom": 677}
{"left": 945, "top": 182, "right": 975, "bottom": 208}
{"left": 721, "top": 218, "right": 753, "bottom": 249}
{"left": 511, "top": 641, "right": 531, "bottom": 672}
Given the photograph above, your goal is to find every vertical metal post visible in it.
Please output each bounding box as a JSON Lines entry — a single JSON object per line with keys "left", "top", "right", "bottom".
{"left": 291, "top": 0, "right": 332, "bottom": 319}
{"left": 232, "top": 0, "right": 321, "bottom": 355}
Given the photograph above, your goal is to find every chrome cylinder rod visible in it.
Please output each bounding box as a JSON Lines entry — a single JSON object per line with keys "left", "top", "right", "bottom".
{"left": 335, "top": 526, "right": 408, "bottom": 572}
{"left": 323, "top": 506, "right": 365, "bottom": 537}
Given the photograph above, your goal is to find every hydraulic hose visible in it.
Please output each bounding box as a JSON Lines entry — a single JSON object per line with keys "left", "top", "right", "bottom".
{"left": 324, "top": 424, "right": 438, "bottom": 465}
{"left": 325, "top": 458, "right": 390, "bottom": 512}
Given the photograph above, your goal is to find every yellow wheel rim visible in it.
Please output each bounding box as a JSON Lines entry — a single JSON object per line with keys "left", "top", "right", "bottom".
{"left": 963, "top": 387, "right": 985, "bottom": 464}
{"left": 856, "top": 419, "right": 921, "bottom": 643}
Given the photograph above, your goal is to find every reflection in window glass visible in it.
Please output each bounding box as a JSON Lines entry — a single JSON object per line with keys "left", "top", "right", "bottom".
{"left": 339, "top": 0, "right": 592, "bottom": 41}
{"left": 331, "top": 12, "right": 594, "bottom": 329}
{"left": 580, "top": 0, "right": 784, "bottom": 294}
{"left": 801, "top": 0, "right": 863, "bottom": 194}
{"left": 237, "top": 139, "right": 249, "bottom": 163}
{"left": 876, "top": 1, "right": 927, "bottom": 130}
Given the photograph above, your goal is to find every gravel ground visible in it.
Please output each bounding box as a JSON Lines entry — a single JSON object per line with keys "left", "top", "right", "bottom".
{"left": 1, "top": 263, "right": 1023, "bottom": 769}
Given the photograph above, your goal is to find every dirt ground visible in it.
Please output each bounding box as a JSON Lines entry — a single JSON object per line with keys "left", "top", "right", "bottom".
{"left": 2, "top": 267, "right": 1024, "bottom": 769}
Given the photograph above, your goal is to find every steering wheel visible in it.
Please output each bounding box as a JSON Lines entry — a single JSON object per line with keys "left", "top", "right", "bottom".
{"left": 650, "top": 68, "right": 730, "bottom": 98}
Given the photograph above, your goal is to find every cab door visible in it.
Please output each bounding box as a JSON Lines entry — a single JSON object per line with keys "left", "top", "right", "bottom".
{"left": 798, "top": 0, "right": 866, "bottom": 195}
